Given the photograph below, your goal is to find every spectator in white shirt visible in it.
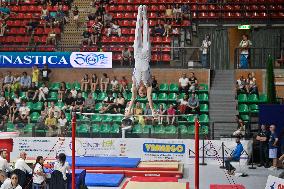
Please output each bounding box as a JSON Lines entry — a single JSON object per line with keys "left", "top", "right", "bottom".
{"left": 70, "top": 87, "right": 77, "bottom": 98}
{"left": 110, "top": 76, "right": 119, "bottom": 92}
{"left": 0, "top": 149, "right": 13, "bottom": 173}
{"left": 15, "top": 101, "right": 30, "bottom": 124}
{"left": 38, "top": 82, "right": 49, "bottom": 101}
{"left": 15, "top": 152, "right": 32, "bottom": 174}
{"left": 200, "top": 34, "right": 211, "bottom": 68}
{"left": 54, "top": 153, "right": 70, "bottom": 182}
{"left": 178, "top": 73, "right": 189, "bottom": 93}
{"left": 107, "top": 21, "right": 121, "bottom": 37}
{"left": 32, "top": 156, "right": 46, "bottom": 187}
{"left": 57, "top": 112, "right": 67, "bottom": 136}
{"left": 100, "top": 73, "right": 109, "bottom": 93}
{"left": 0, "top": 171, "right": 22, "bottom": 189}
{"left": 2, "top": 71, "right": 13, "bottom": 93}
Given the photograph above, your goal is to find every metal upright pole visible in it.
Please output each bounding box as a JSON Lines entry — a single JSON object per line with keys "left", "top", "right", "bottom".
{"left": 194, "top": 118, "right": 199, "bottom": 189}
{"left": 72, "top": 114, "right": 76, "bottom": 189}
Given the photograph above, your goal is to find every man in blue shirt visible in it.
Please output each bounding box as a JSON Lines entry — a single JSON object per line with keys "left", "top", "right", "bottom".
{"left": 268, "top": 125, "right": 278, "bottom": 171}
{"left": 20, "top": 72, "right": 31, "bottom": 92}
{"left": 225, "top": 136, "right": 244, "bottom": 175}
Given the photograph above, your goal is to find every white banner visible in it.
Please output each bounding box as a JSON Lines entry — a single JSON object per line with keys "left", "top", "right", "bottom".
{"left": 265, "top": 175, "right": 284, "bottom": 189}
{"left": 10, "top": 138, "right": 252, "bottom": 165}
{"left": 70, "top": 52, "right": 112, "bottom": 68}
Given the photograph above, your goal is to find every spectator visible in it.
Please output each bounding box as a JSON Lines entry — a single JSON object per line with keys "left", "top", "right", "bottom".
{"left": 87, "top": 2, "right": 97, "bottom": 20}
{"left": 81, "top": 28, "right": 92, "bottom": 46}
{"left": 200, "top": 34, "right": 211, "bottom": 68}
{"left": 58, "top": 112, "right": 67, "bottom": 136}
{"left": 121, "top": 46, "right": 132, "bottom": 66}
{"left": 27, "top": 82, "right": 38, "bottom": 101}
{"left": 256, "top": 124, "right": 270, "bottom": 168}
{"left": 177, "top": 94, "right": 189, "bottom": 114}
{"left": 163, "top": 20, "right": 171, "bottom": 37}
{"left": 165, "top": 5, "right": 173, "bottom": 20}
{"left": 11, "top": 73, "right": 20, "bottom": 93}
{"left": 96, "top": 4, "right": 105, "bottom": 18}
{"left": 0, "top": 4, "right": 11, "bottom": 15}
{"left": 236, "top": 75, "right": 246, "bottom": 94}
{"left": 0, "top": 149, "right": 13, "bottom": 173}
{"left": 239, "top": 34, "right": 252, "bottom": 69}
{"left": 91, "top": 17, "right": 103, "bottom": 45}
{"left": 178, "top": 73, "right": 189, "bottom": 93}
{"left": 40, "top": 5, "right": 49, "bottom": 20}
{"left": 173, "top": 4, "right": 182, "bottom": 23}
{"left": 233, "top": 115, "right": 245, "bottom": 137}
{"left": 10, "top": 173, "right": 23, "bottom": 189}
{"left": 0, "top": 98, "right": 9, "bottom": 130}
{"left": 15, "top": 101, "right": 30, "bottom": 124}
{"left": 134, "top": 102, "right": 144, "bottom": 126}
{"left": 107, "top": 21, "right": 121, "bottom": 37}
{"left": 63, "top": 93, "right": 75, "bottom": 112}
{"left": 2, "top": 71, "right": 13, "bottom": 93}
{"left": 100, "top": 73, "right": 109, "bottom": 92}
{"left": 188, "top": 72, "right": 198, "bottom": 92}
{"left": 103, "top": 9, "right": 112, "bottom": 27}
{"left": 15, "top": 152, "right": 32, "bottom": 174}
{"left": 0, "top": 20, "right": 7, "bottom": 36}
{"left": 167, "top": 104, "right": 176, "bottom": 125}
{"left": 32, "top": 65, "right": 39, "bottom": 87}
{"left": 75, "top": 92, "right": 85, "bottom": 113}
{"left": 25, "top": 19, "right": 39, "bottom": 35}
{"left": 48, "top": 101, "right": 61, "bottom": 119}
{"left": 120, "top": 76, "right": 128, "bottom": 92}
{"left": 13, "top": 92, "right": 22, "bottom": 109}
{"left": 91, "top": 74, "right": 99, "bottom": 92}
{"left": 181, "top": 2, "right": 190, "bottom": 20}
{"left": 157, "top": 104, "right": 167, "bottom": 125}
{"left": 85, "top": 93, "right": 96, "bottom": 111}
{"left": 110, "top": 76, "right": 119, "bottom": 92}
{"left": 45, "top": 112, "right": 57, "bottom": 135}
{"left": 46, "top": 28, "right": 57, "bottom": 45}
{"left": 225, "top": 136, "right": 243, "bottom": 175}
{"left": 38, "top": 82, "right": 49, "bottom": 101}
{"left": 20, "top": 72, "right": 31, "bottom": 92}
{"left": 113, "top": 92, "right": 125, "bottom": 113}
{"left": 151, "top": 76, "right": 158, "bottom": 91}
{"left": 41, "top": 64, "right": 51, "bottom": 82}
{"left": 73, "top": 5, "right": 79, "bottom": 29}
{"left": 99, "top": 92, "right": 114, "bottom": 113}
{"left": 54, "top": 153, "right": 70, "bottom": 183}
{"left": 32, "top": 156, "right": 47, "bottom": 188}
{"left": 269, "top": 125, "right": 278, "bottom": 170}
{"left": 58, "top": 82, "right": 67, "bottom": 102}
{"left": 144, "top": 103, "right": 153, "bottom": 124}
{"left": 246, "top": 73, "right": 258, "bottom": 95}
{"left": 154, "top": 23, "right": 165, "bottom": 36}
{"left": 81, "top": 74, "right": 90, "bottom": 92}
{"left": 70, "top": 87, "right": 77, "bottom": 98}
{"left": 0, "top": 171, "right": 22, "bottom": 189}
{"left": 9, "top": 101, "right": 17, "bottom": 123}
{"left": 188, "top": 93, "right": 200, "bottom": 114}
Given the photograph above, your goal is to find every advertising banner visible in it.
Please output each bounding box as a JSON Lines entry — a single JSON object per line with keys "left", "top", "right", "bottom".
{"left": 10, "top": 138, "right": 252, "bottom": 165}
{"left": 0, "top": 52, "right": 112, "bottom": 68}
{"left": 265, "top": 175, "right": 284, "bottom": 189}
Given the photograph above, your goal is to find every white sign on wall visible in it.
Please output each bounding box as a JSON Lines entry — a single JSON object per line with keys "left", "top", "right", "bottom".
{"left": 265, "top": 175, "right": 284, "bottom": 189}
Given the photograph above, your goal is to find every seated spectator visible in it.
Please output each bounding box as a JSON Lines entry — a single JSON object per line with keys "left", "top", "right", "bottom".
{"left": 81, "top": 74, "right": 90, "bottom": 92}
{"left": 41, "top": 5, "right": 49, "bottom": 20}
{"left": 41, "top": 64, "right": 51, "bottom": 82}
{"left": 121, "top": 46, "right": 132, "bottom": 66}
{"left": 233, "top": 115, "right": 245, "bottom": 137}
{"left": 103, "top": 9, "right": 112, "bottom": 27}
{"left": 38, "top": 82, "right": 49, "bottom": 101}
{"left": 181, "top": 2, "right": 190, "bottom": 20}
{"left": 2, "top": 71, "right": 14, "bottom": 93}
{"left": 188, "top": 72, "right": 198, "bottom": 92}
{"left": 46, "top": 28, "right": 57, "bottom": 45}
{"left": 63, "top": 93, "right": 75, "bottom": 112}
{"left": 0, "top": 4, "right": 11, "bottom": 15}
{"left": 177, "top": 94, "right": 189, "bottom": 114}
{"left": 45, "top": 112, "right": 57, "bottom": 135}
{"left": 154, "top": 23, "right": 165, "bottom": 36}
{"left": 157, "top": 104, "right": 167, "bottom": 125}
{"left": 91, "top": 17, "right": 103, "bottom": 45}
{"left": 11, "top": 73, "right": 20, "bottom": 93}
{"left": 165, "top": 5, "right": 173, "bottom": 20}
{"left": 178, "top": 73, "right": 189, "bottom": 93}
{"left": 81, "top": 28, "right": 92, "bottom": 46}
{"left": 0, "top": 20, "right": 7, "bottom": 36}
{"left": 56, "top": 5, "right": 68, "bottom": 27}
{"left": 113, "top": 92, "right": 125, "bottom": 113}
{"left": 99, "top": 93, "right": 114, "bottom": 113}
{"left": 96, "top": 4, "right": 105, "bottom": 18}
{"left": 167, "top": 104, "right": 176, "bottom": 125}
{"left": 163, "top": 20, "right": 172, "bottom": 37}
{"left": 0, "top": 98, "right": 9, "bottom": 130}
{"left": 91, "top": 74, "right": 99, "bottom": 92}
{"left": 152, "top": 76, "right": 158, "bottom": 91}
{"left": 15, "top": 152, "right": 32, "bottom": 174}
{"left": 9, "top": 101, "right": 17, "bottom": 123}
{"left": 107, "top": 21, "right": 121, "bottom": 37}
{"left": 236, "top": 75, "right": 246, "bottom": 94}
{"left": 246, "top": 72, "right": 258, "bottom": 95}
{"left": 15, "top": 101, "right": 30, "bottom": 124}
{"left": 57, "top": 112, "right": 67, "bottom": 136}
{"left": 0, "top": 171, "right": 22, "bottom": 189}
{"left": 48, "top": 101, "right": 61, "bottom": 119}
{"left": 100, "top": 73, "right": 109, "bottom": 92}
{"left": 172, "top": 27, "right": 180, "bottom": 35}
{"left": 32, "top": 156, "right": 47, "bottom": 188}
{"left": 188, "top": 93, "right": 200, "bottom": 113}
{"left": 109, "top": 77, "right": 118, "bottom": 92}
{"left": 120, "top": 76, "right": 128, "bottom": 92}
{"left": 134, "top": 102, "right": 144, "bottom": 126}
{"left": 54, "top": 153, "right": 70, "bottom": 183}
{"left": 84, "top": 93, "right": 95, "bottom": 111}
{"left": 32, "top": 65, "right": 39, "bottom": 87}
{"left": 144, "top": 103, "right": 154, "bottom": 124}
{"left": 58, "top": 82, "right": 67, "bottom": 102}
{"left": 20, "top": 72, "right": 31, "bottom": 93}
{"left": 173, "top": 4, "right": 182, "bottom": 23}
{"left": 73, "top": 6, "right": 79, "bottom": 29}
{"left": 87, "top": 3, "right": 97, "bottom": 20}
{"left": 13, "top": 92, "right": 22, "bottom": 109}
{"left": 225, "top": 137, "right": 243, "bottom": 175}
{"left": 25, "top": 19, "right": 39, "bottom": 35}
{"left": 75, "top": 92, "right": 85, "bottom": 113}
{"left": 70, "top": 87, "right": 77, "bottom": 98}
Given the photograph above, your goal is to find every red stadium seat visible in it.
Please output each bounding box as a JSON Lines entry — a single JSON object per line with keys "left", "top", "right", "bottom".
{"left": 125, "top": 12, "right": 133, "bottom": 18}
{"left": 109, "top": 5, "right": 116, "bottom": 12}
{"left": 128, "top": 36, "right": 135, "bottom": 43}
{"left": 25, "top": 13, "right": 33, "bottom": 19}
{"left": 118, "top": 5, "right": 124, "bottom": 12}
{"left": 126, "top": 5, "right": 133, "bottom": 12}
{"left": 152, "top": 54, "right": 159, "bottom": 61}
{"left": 20, "top": 6, "right": 28, "bottom": 12}
{"left": 162, "top": 54, "right": 171, "bottom": 61}
{"left": 18, "top": 27, "right": 26, "bottom": 35}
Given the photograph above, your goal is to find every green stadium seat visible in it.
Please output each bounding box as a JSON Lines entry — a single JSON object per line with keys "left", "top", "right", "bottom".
{"left": 168, "top": 93, "right": 178, "bottom": 102}
{"left": 177, "top": 125, "right": 188, "bottom": 135}
{"left": 55, "top": 101, "right": 64, "bottom": 109}
{"left": 248, "top": 94, "right": 259, "bottom": 103}
{"left": 165, "top": 125, "right": 177, "bottom": 134}
{"left": 91, "top": 114, "right": 102, "bottom": 122}
{"left": 199, "top": 114, "right": 209, "bottom": 125}
{"left": 94, "top": 103, "right": 103, "bottom": 112}
{"left": 186, "top": 114, "right": 196, "bottom": 124}
{"left": 238, "top": 104, "right": 249, "bottom": 114}
{"left": 199, "top": 125, "right": 208, "bottom": 135}
{"left": 152, "top": 93, "right": 158, "bottom": 101}
{"left": 30, "top": 112, "right": 40, "bottom": 123}
{"left": 48, "top": 92, "right": 58, "bottom": 101}
{"left": 112, "top": 115, "right": 123, "bottom": 123}
{"left": 82, "top": 92, "right": 88, "bottom": 99}
{"left": 259, "top": 94, "right": 268, "bottom": 103}
{"left": 6, "top": 122, "right": 15, "bottom": 132}
{"left": 100, "top": 124, "right": 111, "bottom": 133}
{"left": 188, "top": 125, "right": 195, "bottom": 134}
{"left": 198, "top": 84, "right": 209, "bottom": 93}
{"left": 92, "top": 92, "right": 97, "bottom": 100}
{"left": 110, "top": 124, "right": 120, "bottom": 134}
{"left": 33, "top": 102, "right": 43, "bottom": 111}
{"left": 91, "top": 124, "right": 100, "bottom": 133}
{"left": 65, "top": 113, "right": 71, "bottom": 122}
{"left": 178, "top": 93, "right": 186, "bottom": 99}
{"left": 249, "top": 104, "right": 259, "bottom": 113}
{"left": 77, "top": 124, "right": 89, "bottom": 133}
{"left": 132, "top": 125, "right": 143, "bottom": 134}
{"left": 137, "top": 95, "right": 147, "bottom": 102}
{"left": 24, "top": 123, "right": 34, "bottom": 133}
{"left": 143, "top": 125, "right": 154, "bottom": 134}
{"left": 158, "top": 103, "right": 167, "bottom": 110}
{"left": 77, "top": 115, "right": 90, "bottom": 122}
{"left": 19, "top": 92, "right": 27, "bottom": 99}
{"left": 73, "top": 82, "right": 81, "bottom": 91}
{"left": 159, "top": 83, "right": 169, "bottom": 92}
{"left": 126, "top": 93, "right": 132, "bottom": 101}
{"left": 97, "top": 92, "right": 107, "bottom": 101}
{"left": 238, "top": 94, "right": 248, "bottom": 103}
{"left": 154, "top": 125, "right": 165, "bottom": 134}
{"left": 50, "top": 82, "right": 60, "bottom": 91}
{"left": 66, "top": 82, "right": 72, "bottom": 90}
{"left": 200, "top": 104, "right": 209, "bottom": 113}
{"left": 240, "top": 114, "right": 250, "bottom": 121}
{"left": 158, "top": 93, "right": 168, "bottom": 102}
{"left": 127, "top": 83, "right": 132, "bottom": 91}
{"left": 5, "top": 91, "right": 10, "bottom": 98}
{"left": 169, "top": 83, "right": 179, "bottom": 92}
{"left": 198, "top": 93, "right": 209, "bottom": 102}
{"left": 27, "top": 102, "right": 33, "bottom": 109}
{"left": 101, "top": 115, "right": 113, "bottom": 122}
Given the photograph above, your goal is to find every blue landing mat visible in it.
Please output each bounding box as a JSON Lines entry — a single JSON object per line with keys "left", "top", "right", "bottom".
{"left": 66, "top": 156, "right": 141, "bottom": 168}
{"left": 85, "top": 173, "right": 124, "bottom": 187}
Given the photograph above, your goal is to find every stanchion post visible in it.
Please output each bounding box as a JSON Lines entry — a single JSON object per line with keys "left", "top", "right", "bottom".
{"left": 249, "top": 140, "right": 256, "bottom": 169}
{"left": 194, "top": 118, "right": 199, "bottom": 189}
{"left": 219, "top": 142, "right": 226, "bottom": 169}
{"left": 200, "top": 133, "right": 207, "bottom": 166}
{"left": 71, "top": 114, "right": 76, "bottom": 189}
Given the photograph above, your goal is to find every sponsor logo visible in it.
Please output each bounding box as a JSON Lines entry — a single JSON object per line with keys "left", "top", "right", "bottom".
{"left": 70, "top": 52, "right": 112, "bottom": 68}
{"left": 143, "top": 143, "right": 185, "bottom": 154}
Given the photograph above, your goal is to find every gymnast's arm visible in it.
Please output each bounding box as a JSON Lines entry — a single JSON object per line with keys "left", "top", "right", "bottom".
{"left": 147, "top": 86, "right": 155, "bottom": 114}
{"left": 125, "top": 84, "right": 137, "bottom": 116}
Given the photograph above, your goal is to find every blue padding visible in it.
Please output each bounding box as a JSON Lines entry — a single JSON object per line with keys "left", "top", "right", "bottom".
{"left": 85, "top": 173, "right": 124, "bottom": 187}
{"left": 66, "top": 156, "right": 140, "bottom": 168}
